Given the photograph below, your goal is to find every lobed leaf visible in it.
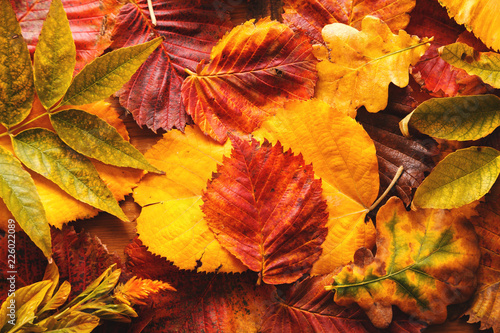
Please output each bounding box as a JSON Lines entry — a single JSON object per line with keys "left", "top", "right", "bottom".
{"left": 0, "top": 0, "right": 34, "bottom": 127}
{"left": 282, "top": 0, "right": 416, "bottom": 43}
{"left": 134, "top": 126, "right": 246, "bottom": 273}
{"left": 34, "top": 0, "right": 76, "bottom": 110}
{"left": 438, "top": 0, "right": 500, "bottom": 51}
{"left": 413, "top": 146, "right": 500, "bottom": 209}
{"left": 182, "top": 18, "right": 318, "bottom": 143}
{"left": 12, "top": 128, "right": 128, "bottom": 222}
{"left": 60, "top": 37, "right": 163, "bottom": 107}
{"left": 439, "top": 42, "right": 500, "bottom": 89}
{"left": 400, "top": 95, "right": 500, "bottom": 141}
{"left": 202, "top": 135, "right": 328, "bottom": 284}
{"left": 331, "top": 197, "right": 480, "bottom": 328}
{"left": 0, "top": 146, "right": 51, "bottom": 257}
{"left": 50, "top": 109, "right": 161, "bottom": 174}
{"left": 314, "top": 16, "right": 430, "bottom": 117}
{"left": 253, "top": 99, "right": 378, "bottom": 275}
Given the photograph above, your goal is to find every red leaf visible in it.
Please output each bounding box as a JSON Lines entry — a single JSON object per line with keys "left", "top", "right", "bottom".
{"left": 109, "top": 0, "right": 233, "bottom": 132}
{"left": 202, "top": 135, "right": 328, "bottom": 284}
{"left": 10, "top": 0, "right": 121, "bottom": 73}
{"left": 125, "top": 238, "right": 276, "bottom": 333}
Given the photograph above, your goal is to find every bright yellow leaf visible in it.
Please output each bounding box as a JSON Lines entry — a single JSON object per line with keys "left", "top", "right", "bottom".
{"left": 313, "top": 16, "right": 431, "bottom": 117}
{"left": 253, "top": 99, "right": 377, "bottom": 274}
{"left": 133, "top": 126, "right": 247, "bottom": 273}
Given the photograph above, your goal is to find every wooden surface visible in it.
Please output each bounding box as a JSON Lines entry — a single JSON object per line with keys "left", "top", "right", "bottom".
{"left": 70, "top": 110, "right": 489, "bottom": 333}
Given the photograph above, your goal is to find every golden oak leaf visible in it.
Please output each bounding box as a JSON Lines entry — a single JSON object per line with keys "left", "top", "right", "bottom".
{"left": 133, "top": 126, "right": 247, "bottom": 273}
{"left": 331, "top": 197, "right": 480, "bottom": 328}
{"left": 438, "top": 0, "right": 500, "bottom": 51}
{"left": 253, "top": 99, "right": 377, "bottom": 275}
{"left": 0, "top": 98, "right": 143, "bottom": 228}
{"left": 313, "top": 16, "right": 431, "bottom": 117}
{"left": 283, "top": 0, "right": 416, "bottom": 43}
{"left": 181, "top": 18, "right": 317, "bottom": 143}
{"left": 202, "top": 135, "right": 328, "bottom": 284}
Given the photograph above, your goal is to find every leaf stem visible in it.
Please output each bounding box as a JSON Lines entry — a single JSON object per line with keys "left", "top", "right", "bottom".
{"left": 0, "top": 112, "right": 50, "bottom": 137}
{"left": 368, "top": 165, "right": 404, "bottom": 212}
{"left": 147, "top": 0, "right": 157, "bottom": 26}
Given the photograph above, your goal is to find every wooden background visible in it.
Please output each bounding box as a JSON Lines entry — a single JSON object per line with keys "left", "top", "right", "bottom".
{"left": 70, "top": 112, "right": 488, "bottom": 333}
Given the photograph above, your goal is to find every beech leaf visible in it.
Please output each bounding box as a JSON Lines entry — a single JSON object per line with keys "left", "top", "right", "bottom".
{"left": 133, "top": 126, "right": 247, "bottom": 273}
{"left": 253, "top": 99, "right": 378, "bottom": 275}
{"left": 413, "top": 146, "right": 500, "bottom": 209}
{"left": 0, "top": 0, "right": 34, "bottom": 127}
{"left": 314, "top": 16, "right": 431, "bottom": 117}
{"left": 59, "top": 37, "right": 163, "bottom": 107}
{"left": 282, "top": 0, "right": 416, "bottom": 43}
{"left": 33, "top": 0, "right": 75, "bottom": 110}
{"left": 50, "top": 109, "right": 161, "bottom": 174}
{"left": 438, "top": 0, "right": 500, "bottom": 51}
{"left": 439, "top": 42, "right": 500, "bottom": 89}
{"left": 0, "top": 146, "right": 51, "bottom": 257}
{"left": 182, "top": 18, "right": 318, "bottom": 143}
{"left": 202, "top": 135, "right": 328, "bottom": 284}
{"left": 12, "top": 128, "right": 128, "bottom": 222}
{"left": 400, "top": 95, "right": 500, "bottom": 141}
{"left": 331, "top": 197, "right": 480, "bottom": 328}
{"left": 109, "top": 0, "right": 232, "bottom": 132}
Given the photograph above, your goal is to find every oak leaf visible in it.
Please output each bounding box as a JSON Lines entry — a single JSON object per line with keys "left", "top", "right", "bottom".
{"left": 182, "top": 18, "right": 318, "bottom": 143}
{"left": 253, "top": 99, "right": 377, "bottom": 275}
{"left": 466, "top": 182, "right": 500, "bottom": 332}
{"left": 202, "top": 135, "right": 328, "bottom": 284}
{"left": 10, "top": 0, "right": 121, "bottom": 73}
{"left": 125, "top": 238, "right": 275, "bottom": 333}
{"left": 133, "top": 126, "right": 247, "bottom": 273}
{"left": 314, "top": 16, "right": 431, "bottom": 117}
{"left": 282, "top": 0, "right": 416, "bottom": 43}
{"left": 330, "top": 197, "right": 480, "bottom": 328}
{"left": 438, "top": 0, "right": 500, "bottom": 51}
{"left": 109, "top": 0, "right": 232, "bottom": 132}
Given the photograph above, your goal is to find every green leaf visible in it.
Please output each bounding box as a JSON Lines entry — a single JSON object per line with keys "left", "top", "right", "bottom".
{"left": 34, "top": 0, "right": 76, "bottom": 110}
{"left": 50, "top": 109, "right": 162, "bottom": 173}
{"left": 0, "top": 280, "right": 52, "bottom": 332}
{"left": 400, "top": 95, "right": 500, "bottom": 141}
{"left": 439, "top": 42, "right": 500, "bottom": 89}
{"left": 59, "top": 37, "right": 163, "bottom": 107}
{"left": 0, "top": 145, "right": 51, "bottom": 257}
{"left": 413, "top": 146, "right": 500, "bottom": 209}
{"left": 12, "top": 127, "right": 129, "bottom": 221}
{"left": 330, "top": 197, "right": 480, "bottom": 328}
{"left": 0, "top": 0, "right": 34, "bottom": 127}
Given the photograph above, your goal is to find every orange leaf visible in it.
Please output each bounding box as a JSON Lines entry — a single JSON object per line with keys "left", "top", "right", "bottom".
{"left": 181, "top": 18, "right": 317, "bottom": 143}
{"left": 283, "top": 0, "right": 416, "bottom": 43}
{"left": 114, "top": 276, "right": 175, "bottom": 306}
{"left": 202, "top": 135, "right": 328, "bottom": 284}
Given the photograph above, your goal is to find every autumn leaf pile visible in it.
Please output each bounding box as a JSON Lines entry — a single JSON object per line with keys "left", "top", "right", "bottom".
{"left": 1, "top": 0, "right": 500, "bottom": 332}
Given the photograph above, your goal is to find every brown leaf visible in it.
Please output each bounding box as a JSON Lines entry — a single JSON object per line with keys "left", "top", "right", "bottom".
{"left": 202, "top": 135, "right": 328, "bottom": 284}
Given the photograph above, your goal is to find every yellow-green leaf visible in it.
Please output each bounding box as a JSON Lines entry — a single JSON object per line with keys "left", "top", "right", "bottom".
{"left": 37, "top": 311, "right": 99, "bottom": 333}
{"left": 12, "top": 127, "right": 128, "bottom": 221}
{"left": 50, "top": 109, "right": 161, "bottom": 173}
{"left": 313, "top": 16, "right": 430, "bottom": 117}
{"left": 0, "top": 0, "right": 34, "bottom": 126}
{"left": 0, "top": 145, "right": 51, "bottom": 257}
{"left": 0, "top": 280, "right": 52, "bottom": 332}
{"left": 439, "top": 42, "right": 500, "bottom": 89}
{"left": 59, "top": 37, "right": 163, "bottom": 106}
{"left": 413, "top": 146, "right": 500, "bottom": 209}
{"left": 38, "top": 281, "right": 71, "bottom": 315}
{"left": 134, "top": 126, "right": 247, "bottom": 273}
{"left": 438, "top": 0, "right": 500, "bottom": 51}
{"left": 400, "top": 95, "right": 500, "bottom": 141}
{"left": 330, "top": 197, "right": 480, "bottom": 328}
{"left": 34, "top": 0, "right": 76, "bottom": 110}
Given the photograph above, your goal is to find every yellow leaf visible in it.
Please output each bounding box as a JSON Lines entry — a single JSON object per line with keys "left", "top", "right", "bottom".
{"left": 253, "top": 99, "right": 377, "bottom": 274}
{"left": 438, "top": 0, "right": 500, "bottom": 51}
{"left": 314, "top": 16, "right": 430, "bottom": 117}
{"left": 133, "top": 126, "right": 247, "bottom": 273}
